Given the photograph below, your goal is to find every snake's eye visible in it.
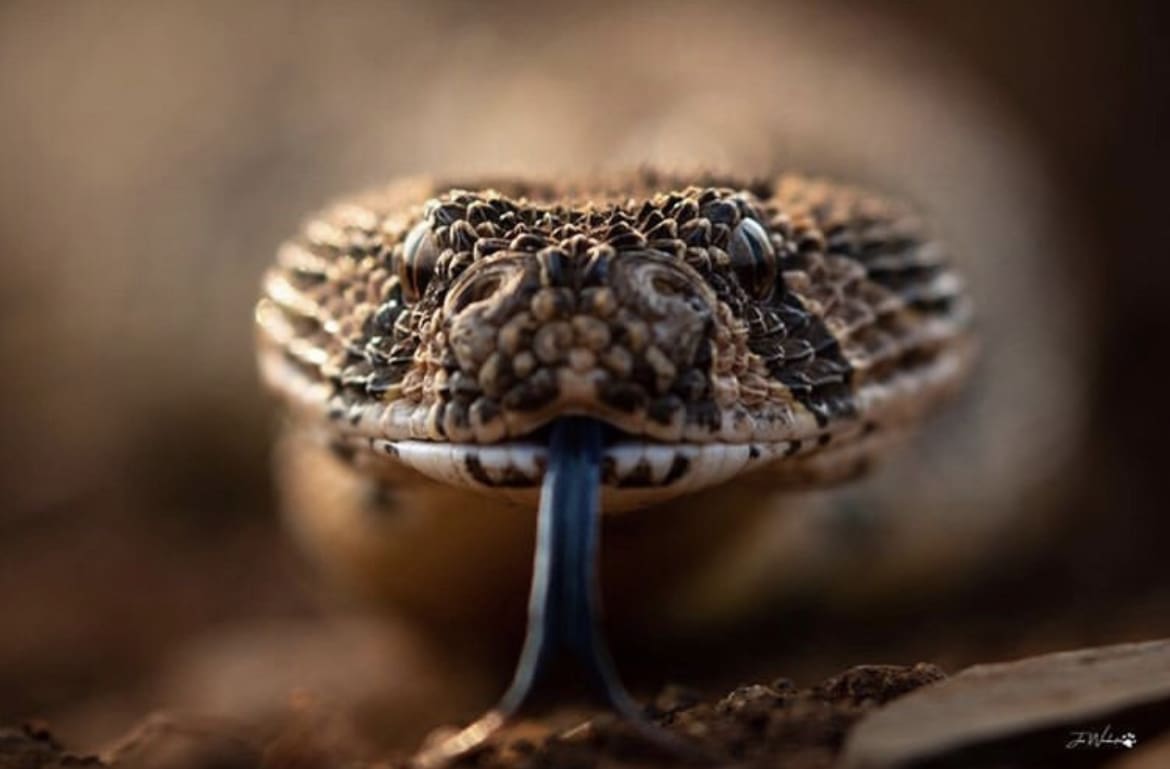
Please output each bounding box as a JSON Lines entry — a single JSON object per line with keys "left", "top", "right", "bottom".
{"left": 729, "top": 217, "right": 777, "bottom": 300}
{"left": 399, "top": 219, "right": 440, "bottom": 301}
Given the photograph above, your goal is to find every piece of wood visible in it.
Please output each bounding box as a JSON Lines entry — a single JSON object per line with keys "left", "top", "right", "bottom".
{"left": 840, "top": 640, "right": 1170, "bottom": 769}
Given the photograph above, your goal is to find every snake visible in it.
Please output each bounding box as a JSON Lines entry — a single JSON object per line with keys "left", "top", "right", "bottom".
{"left": 254, "top": 170, "right": 974, "bottom": 761}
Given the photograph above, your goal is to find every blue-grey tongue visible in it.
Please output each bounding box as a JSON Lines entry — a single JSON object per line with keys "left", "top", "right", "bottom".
{"left": 413, "top": 417, "right": 709, "bottom": 766}
{"left": 499, "top": 416, "right": 633, "bottom": 709}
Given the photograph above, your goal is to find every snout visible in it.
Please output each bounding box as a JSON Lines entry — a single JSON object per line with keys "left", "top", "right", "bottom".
{"left": 433, "top": 248, "right": 722, "bottom": 442}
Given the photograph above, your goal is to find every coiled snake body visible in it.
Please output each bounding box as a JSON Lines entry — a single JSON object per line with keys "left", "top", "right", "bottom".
{"left": 255, "top": 171, "right": 974, "bottom": 760}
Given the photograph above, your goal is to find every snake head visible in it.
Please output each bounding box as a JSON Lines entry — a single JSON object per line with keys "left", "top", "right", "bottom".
{"left": 256, "top": 173, "right": 974, "bottom": 510}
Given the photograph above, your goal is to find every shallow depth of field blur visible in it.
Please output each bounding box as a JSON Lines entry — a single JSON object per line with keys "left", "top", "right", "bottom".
{"left": 1, "top": 0, "right": 1166, "bottom": 753}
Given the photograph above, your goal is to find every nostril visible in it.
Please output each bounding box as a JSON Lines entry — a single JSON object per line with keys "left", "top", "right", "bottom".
{"left": 449, "top": 273, "right": 503, "bottom": 313}
{"left": 651, "top": 275, "right": 684, "bottom": 297}
{"left": 470, "top": 276, "right": 501, "bottom": 303}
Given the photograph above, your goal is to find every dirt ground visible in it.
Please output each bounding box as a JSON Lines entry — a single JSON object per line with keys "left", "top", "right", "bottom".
{"left": 0, "top": 665, "right": 956, "bottom": 769}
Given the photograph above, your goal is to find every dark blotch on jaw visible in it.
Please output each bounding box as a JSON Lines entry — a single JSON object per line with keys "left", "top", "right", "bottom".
{"left": 497, "top": 467, "right": 536, "bottom": 488}
{"left": 616, "top": 459, "right": 654, "bottom": 488}
{"left": 663, "top": 455, "right": 690, "bottom": 485}
{"left": 464, "top": 454, "right": 493, "bottom": 486}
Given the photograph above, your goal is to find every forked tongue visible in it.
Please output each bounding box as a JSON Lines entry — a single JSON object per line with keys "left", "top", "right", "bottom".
{"left": 412, "top": 418, "right": 707, "bottom": 766}
{"left": 500, "top": 416, "right": 628, "bottom": 710}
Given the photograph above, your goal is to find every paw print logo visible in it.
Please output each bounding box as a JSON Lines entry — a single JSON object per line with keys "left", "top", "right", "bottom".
{"left": 1119, "top": 732, "right": 1138, "bottom": 749}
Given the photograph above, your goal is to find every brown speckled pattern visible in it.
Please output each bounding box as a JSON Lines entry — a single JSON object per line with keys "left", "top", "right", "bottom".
{"left": 256, "top": 171, "right": 972, "bottom": 488}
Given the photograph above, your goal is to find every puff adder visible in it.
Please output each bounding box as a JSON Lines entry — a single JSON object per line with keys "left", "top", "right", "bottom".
{"left": 255, "top": 171, "right": 975, "bottom": 761}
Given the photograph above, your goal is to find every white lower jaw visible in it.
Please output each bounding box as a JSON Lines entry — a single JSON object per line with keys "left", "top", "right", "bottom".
{"left": 357, "top": 435, "right": 821, "bottom": 512}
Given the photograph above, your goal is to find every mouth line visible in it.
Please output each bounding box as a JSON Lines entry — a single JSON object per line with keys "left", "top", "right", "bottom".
{"left": 359, "top": 426, "right": 842, "bottom": 496}
{"left": 498, "top": 422, "right": 701, "bottom": 449}
{"left": 369, "top": 430, "right": 809, "bottom": 454}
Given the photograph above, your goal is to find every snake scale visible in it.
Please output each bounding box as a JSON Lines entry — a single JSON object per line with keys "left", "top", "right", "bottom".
{"left": 254, "top": 171, "right": 974, "bottom": 760}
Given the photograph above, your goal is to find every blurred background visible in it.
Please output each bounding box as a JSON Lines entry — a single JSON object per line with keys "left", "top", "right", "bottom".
{"left": 1, "top": 0, "right": 1167, "bottom": 755}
